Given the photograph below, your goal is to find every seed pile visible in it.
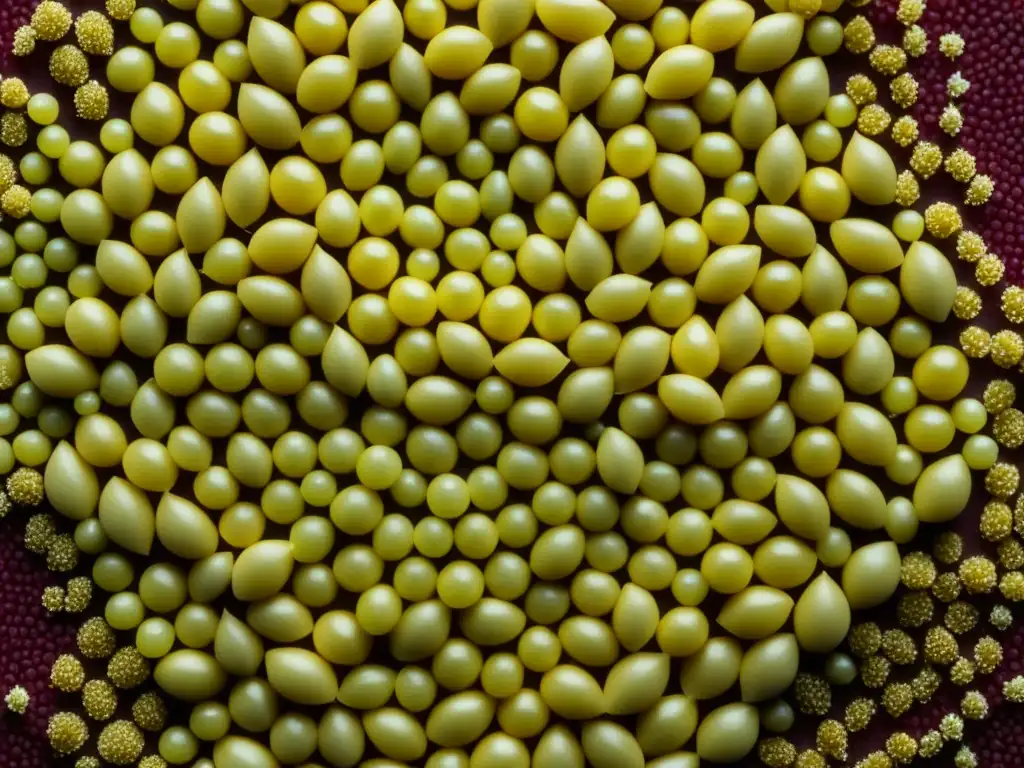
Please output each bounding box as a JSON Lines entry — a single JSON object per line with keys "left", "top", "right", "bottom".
{"left": 0, "top": 0, "right": 1018, "bottom": 766}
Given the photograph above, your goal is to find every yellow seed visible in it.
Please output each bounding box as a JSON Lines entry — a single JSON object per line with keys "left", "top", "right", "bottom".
{"left": 348, "top": 0, "right": 404, "bottom": 69}
{"left": 424, "top": 26, "right": 493, "bottom": 79}
{"left": 735, "top": 12, "right": 805, "bottom": 73}
{"left": 645, "top": 45, "right": 715, "bottom": 100}
{"left": 247, "top": 17, "right": 306, "bottom": 93}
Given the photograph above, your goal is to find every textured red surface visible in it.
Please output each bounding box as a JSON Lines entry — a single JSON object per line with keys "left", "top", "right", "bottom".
{"left": 0, "top": 527, "right": 76, "bottom": 768}
{"left": 874, "top": 0, "right": 1024, "bottom": 284}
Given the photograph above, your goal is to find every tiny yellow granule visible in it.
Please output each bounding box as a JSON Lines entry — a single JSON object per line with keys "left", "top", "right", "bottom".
{"left": 846, "top": 74, "right": 877, "bottom": 105}
{"left": 923, "top": 625, "right": 959, "bottom": 664}
{"left": 960, "top": 555, "right": 999, "bottom": 593}
{"left": 898, "top": 591, "right": 934, "bottom": 628}
{"left": 881, "top": 629, "right": 917, "bottom": 664}
{"left": 0, "top": 154, "right": 16, "bottom": 194}
{"left": 4, "top": 685, "right": 29, "bottom": 714}
{"left": 48, "top": 712, "right": 89, "bottom": 755}
{"left": 939, "top": 712, "right": 964, "bottom": 740}
{"left": 890, "top": 73, "right": 918, "bottom": 108}
{"left": 857, "top": 751, "right": 893, "bottom": 768}
{"left": 880, "top": 682, "right": 913, "bottom": 717}
{"left": 924, "top": 201, "right": 962, "bottom": 238}
{"left": 0, "top": 78, "right": 30, "bottom": 109}
{"left": 49, "top": 44, "right": 89, "bottom": 87}
{"left": 75, "top": 11, "right": 114, "bottom": 56}
{"left": 108, "top": 647, "right": 150, "bottom": 689}
{"left": 885, "top": 732, "right": 917, "bottom": 765}
{"left": 910, "top": 141, "right": 943, "bottom": 177}
{"left": 966, "top": 174, "right": 994, "bottom": 206}
{"left": 106, "top": 0, "right": 136, "bottom": 21}
{"left": 939, "top": 104, "right": 964, "bottom": 136}
{"left": 958, "top": 326, "right": 991, "bottom": 358}
{"left": 844, "top": 16, "right": 876, "bottom": 54}
{"left": 759, "top": 737, "right": 798, "bottom": 767}
{"left": 946, "top": 149, "right": 977, "bottom": 182}
{"left": 999, "top": 539, "right": 1024, "bottom": 570}
{"left": 7, "top": 467, "right": 43, "bottom": 504}
{"left": 893, "top": 170, "right": 919, "bottom": 206}
{"left": 900, "top": 552, "right": 936, "bottom": 589}
{"left": 891, "top": 115, "right": 919, "bottom": 147}
{"left": 903, "top": 25, "right": 928, "bottom": 56}
{"left": 861, "top": 655, "right": 890, "bottom": 687}
{"left": 64, "top": 576, "right": 92, "bottom": 613}
{"left": 816, "top": 720, "right": 847, "bottom": 761}
{"left": 97, "top": 720, "right": 145, "bottom": 765}
{"left": 945, "top": 601, "right": 979, "bottom": 634}
{"left": 953, "top": 286, "right": 982, "bottom": 320}
{"left": 937, "top": 573, "right": 958, "bottom": 602}
{"left": 956, "top": 230, "right": 986, "bottom": 260}
{"left": 41, "top": 585, "right": 65, "bottom": 613}
{"left": 794, "top": 673, "right": 831, "bottom": 715}
{"left": 1000, "top": 570, "right": 1024, "bottom": 601}
{"left": 74, "top": 81, "right": 110, "bottom": 121}
{"left": 896, "top": 0, "right": 925, "bottom": 24}
{"left": 999, "top": 288, "right": 1024, "bottom": 325}
{"left": 955, "top": 746, "right": 978, "bottom": 768}
{"left": 939, "top": 31, "right": 966, "bottom": 59}
{"left": 51, "top": 654, "right": 86, "bottom": 692}
{"left": 991, "top": 604, "right": 1014, "bottom": 630}
{"left": 848, "top": 622, "right": 882, "bottom": 657}
{"left": 131, "top": 692, "right": 167, "bottom": 732}
{"left": 46, "top": 534, "right": 79, "bottom": 573}
{"left": 912, "top": 665, "right": 940, "bottom": 701}
{"left": 869, "top": 44, "right": 907, "bottom": 75}
{"left": 0, "top": 114, "right": 28, "bottom": 150}
{"left": 32, "top": 1, "right": 73, "bottom": 41}
{"left": 976, "top": 254, "right": 1006, "bottom": 287}
{"left": 980, "top": 500, "right": 1014, "bottom": 539}
{"left": 1003, "top": 675, "right": 1024, "bottom": 702}
{"left": 950, "top": 657, "right": 976, "bottom": 685}
{"left": 960, "top": 690, "right": 989, "bottom": 720}
{"left": 795, "top": 750, "right": 826, "bottom": 768}
{"left": 857, "top": 104, "right": 891, "bottom": 136}
{"left": 918, "top": 731, "right": 943, "bottom": 757}
{"left": 984, "top": 379, "right": 1016, "bottom": 413}
{"left": 77, "top": 617, "right": 117, "bottom": 659}
{"left": 993, "top": 408, "right": 1024, "bottom": 448}
{"left": 82, "top": 679, "right": 117, "bottom": 721}
{"left": 948, "top": 71, "right": 970, "bottom": 97}
{"left": 844, "top": 698, "right": 876, "bottom": 732}
{"left": 12, "top": 27, "right": 37, "bottom": 57}
{"left": 973, "top": 636, "right": 1003, "bottom": 674}
{"left": 990, "top": 330, "right": 1024, "bottom": 369}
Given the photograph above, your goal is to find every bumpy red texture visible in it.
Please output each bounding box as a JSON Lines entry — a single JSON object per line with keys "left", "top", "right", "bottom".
{"left": 875, "top": 0, "right": 1024, "bottom": 283}
{"left": 0, "top": 529, "right": 76, "bottom": 768}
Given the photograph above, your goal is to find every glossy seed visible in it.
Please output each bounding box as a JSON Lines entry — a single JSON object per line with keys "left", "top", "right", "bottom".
{"left": 219, "top": 150, "right": 270, "bottom": 227}
{"left": 717, "top": 586, "right": 793, "bottom": 640}
{"left": 695, "top": 702, "right": 759, "bottom": 762}
{"left": 603, "top": 653, "right": 670, "bottom": 715}
{"left": 348, "top": 0, "right": 405, "bottom": 69}
{"left": 913, "top": 454, "right": 972, "bottom": 523}
{"left": 738, "top": 634, "right": 798, "bottom": 703}
{"left": 841, "top": 132, "right": 897, "bottom": 206}
{"left": 754, "top": 125, "right": 804, "bottom": 203}
{"left": 735, "top": 12, "right": 804, "bottom": 73}
{"left": 645, "top": 46, "right": 714, "bottom": 100}
{"left": 899, "top": 240, "right": 957, "bottom": 322}
{"left": 535, "top": 0, "right": 615, "bottom": 43}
